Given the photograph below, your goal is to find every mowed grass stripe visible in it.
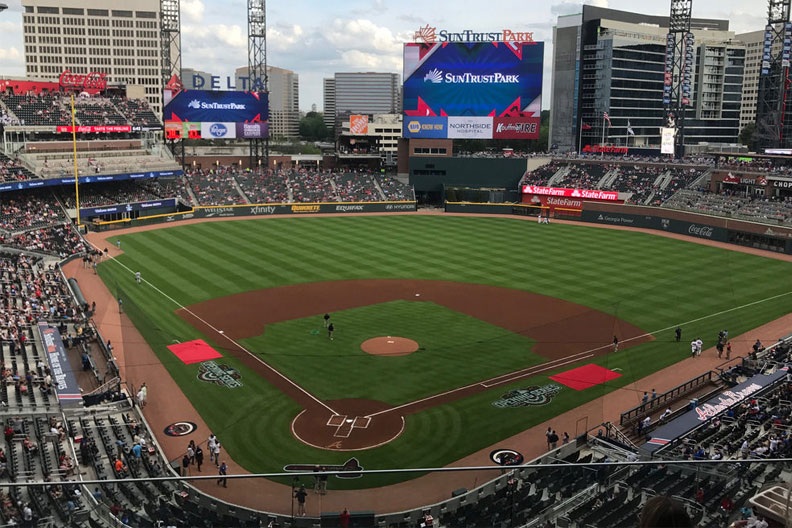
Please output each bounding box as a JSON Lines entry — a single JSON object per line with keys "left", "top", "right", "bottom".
{"left": 101, "top": 215, "right": 792, "bottom": 489}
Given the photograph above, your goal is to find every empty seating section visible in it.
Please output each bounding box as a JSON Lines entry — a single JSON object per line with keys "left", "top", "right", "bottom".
{"left": 0, "top": 154, "right": 35, "bottom": 182}
{"left": 664, "top": 189, "right": 792, "bottom": 224}
{"left": 29, "top": 148, "right": 179, "bottom": 179}
{"left": 109, "top": 96, "right": 161, "bottom": 127}
{"left": 334, "top": 172, "right": 381, "bottom": 202}
{"left": 289, "top": 169, "right": 337, "bottom": 202}
{"left": 234, "top": 169, "right": 289, "bottom": 203}
{"left": 58, "top": 181, "right": 162, "bottom": 208}
{"left": 611, "top": 166, "right": 663, "bottom": 204}
{"left": 0, "top": 92, "right": 161, "bottom": 129}
{"left": 71, "top": 99, "right": 127, "bottom": 126}
{"left": 186, "top": 168, "right": 246, "bottom": 205}
{"left": 377, "top": 175, "right": 414, "bottom": 201}
{"left": 0, "top": 93, "right": 71, "bottom": 126}
{"left": 522, "top": 161, "right": 566, "bottom": 186}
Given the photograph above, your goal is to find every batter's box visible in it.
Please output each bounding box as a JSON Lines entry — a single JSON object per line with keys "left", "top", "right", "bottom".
{"left": 352, "top": 416, "right": 371, "bottom": 429}
{"left": 327, "top": 414, "right": 346, "bottom": 427}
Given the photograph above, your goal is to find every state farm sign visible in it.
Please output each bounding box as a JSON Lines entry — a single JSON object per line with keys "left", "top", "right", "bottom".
{"left": 59, "top": 70, "right": 108, "bottom": 91}
{"left": 522, "top": 185, "right": 619, "bottom": 201}
{"left": 582, "top": 145, "right": 629, "bottom": 154}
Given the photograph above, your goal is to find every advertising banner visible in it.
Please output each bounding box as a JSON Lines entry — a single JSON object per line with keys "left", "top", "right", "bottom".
{"left": 235, "top": 121, "right": 268, "bottom": 138}
{"left": 521, "top": 185, "right": 619, "bottom": 201}
{"left": 523, "top": 194, "right": 583, "bottom": 215}
{"left": 492, "top": 117, "right": 540, "bottom": 139}
{"left": 192, "top": 202, "right": 417, "bottom": 219}
{"left": 644, "top": 369, "right": 787, "bottom": 453}
{"left": 201, "top": 122, "right": 236, "bottom": 139}
{"left": 38, "top": 323, "right": 83, "bottom": 407}
{"left": 661, "top": 127, "right": 675, "bottom": 155}
{"left": 350, "top": 115, "right": 369, "bottom": 135}
{"left": 447, "top": 116, "right": 493, "bottom": 139}
{"left": 403, "top": 41, "right": 542, "bottom": 139}
{"left": 164, "top": 90, "right": 268, "bottom": 125}
{"left": 166, "top": 121, "right": 200, "bottom": 139}
{"left": 403, "top": 116, "right": 448, "bottom": 138}
{"left": 56, "top": 125, "right": 132, "bottom": 133}
{"left": 80, "top": 199, "right": 177, "bottom": 217}
{"left": 0, "top": 170, "right": 182, "bottom": 193}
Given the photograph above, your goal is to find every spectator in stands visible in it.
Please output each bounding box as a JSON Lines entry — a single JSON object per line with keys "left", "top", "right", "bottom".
{"left": 639, "top": 496, "right": 693, "bottom": 528}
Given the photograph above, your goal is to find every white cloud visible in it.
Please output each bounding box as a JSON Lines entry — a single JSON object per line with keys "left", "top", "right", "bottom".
{"left": 182, "top": 23, "right": 246, "bottom": 48}
{"left": 325, "top": 19, "right": 404, "bottom": 55}
{"left": 268, "top": 24, "right": 304, "bottom": 52}
{"left": 182, "top": 0, "right": 205, "bottom": 24}
{"left": 340, "top": 50, "right": 401, "bottom": 71}
{"left": 0, "top": 47, "right": 24, "bottom": 74}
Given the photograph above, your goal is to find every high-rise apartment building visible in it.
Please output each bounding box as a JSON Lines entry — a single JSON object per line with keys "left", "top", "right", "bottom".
{"left": 323, "top": 72, "right": 400, "bottom": 136}
{"left": 235, "top": 65, "right": 299, "bottom": 138}
{"left": 21, "top": 0, "right": 164, "bottom": 114}
{"left": 549, "top": 6, "right": 744, "bottom": 153}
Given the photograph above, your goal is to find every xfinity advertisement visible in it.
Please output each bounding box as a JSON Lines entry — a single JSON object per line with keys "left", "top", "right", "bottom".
{"left": 163, "top": 90, "right": 269, "bottom": 139}
{"left": 403, "top": 41, "right": 543, "bottom": 139}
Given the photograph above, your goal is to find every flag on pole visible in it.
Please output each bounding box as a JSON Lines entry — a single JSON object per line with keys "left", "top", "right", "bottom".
{"left": 627, "top": 120, "right": 635, "bottom": 136}
{"left": 582, "top": 123, "right": 592, "bottom": 130}
{"left": 603, "top": 112, "right": 612, "bottom": 127}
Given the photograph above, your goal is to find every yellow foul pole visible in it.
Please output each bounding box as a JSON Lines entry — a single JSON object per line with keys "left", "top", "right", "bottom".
{"left": 70, "top": 94, "right": 81, "bottom": 229}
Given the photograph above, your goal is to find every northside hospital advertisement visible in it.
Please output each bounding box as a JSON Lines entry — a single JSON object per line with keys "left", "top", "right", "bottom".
{"left": 402, "top": 40, "right": 544, "bottom": 139}
{"left": 163, "top": 90, "right": 269, "bottom": 140}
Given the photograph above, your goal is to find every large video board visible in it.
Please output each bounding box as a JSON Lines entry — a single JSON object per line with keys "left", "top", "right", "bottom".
{"left": 403, "top": 42, "right": 543, "bottom": 139}
{"left": 163, "top": 90, "right": 269, "bottom": 139}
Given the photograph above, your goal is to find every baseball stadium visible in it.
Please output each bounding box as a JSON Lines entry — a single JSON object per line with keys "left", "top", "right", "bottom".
{"left": 3, "top": 0, "right": 792, "bottom": 527}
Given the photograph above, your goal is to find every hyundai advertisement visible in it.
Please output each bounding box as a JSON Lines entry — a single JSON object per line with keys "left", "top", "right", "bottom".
{"left": 403, "top": 42, "right": 543, "bottom": 139}
{"left": 163, "top": 90, "right": 268, "bottom": 139}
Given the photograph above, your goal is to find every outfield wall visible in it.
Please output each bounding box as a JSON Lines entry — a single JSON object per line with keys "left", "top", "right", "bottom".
{"left": 445, "top": 201, "right": 792, "bottom": 255}
{"left": 93, "top": 201, "right": 418, "bottom": 231}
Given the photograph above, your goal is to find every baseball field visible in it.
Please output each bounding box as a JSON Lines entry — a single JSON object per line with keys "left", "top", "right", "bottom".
{"left": 96, "top": 214, "right": 792, "bottom": 489}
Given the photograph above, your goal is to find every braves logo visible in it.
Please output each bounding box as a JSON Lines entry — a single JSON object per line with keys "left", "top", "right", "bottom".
{"left": 197, "top": 361, "right": 243, "bottom": 388}
{"left": 164, "top": 421, "right": 197, "bottom": 437}
{"left": 492, "top": 384, "right": 561, "bottom": 408}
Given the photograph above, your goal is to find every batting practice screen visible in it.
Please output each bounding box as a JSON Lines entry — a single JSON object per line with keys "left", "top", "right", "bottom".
{"left": 403, "top": 41, "right": 543, "bottom": 139}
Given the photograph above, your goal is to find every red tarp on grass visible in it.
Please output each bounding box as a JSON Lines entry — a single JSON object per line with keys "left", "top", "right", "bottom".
{"left": 167, "top": 339, "right": 222, "bottom": 365}
{"left": 549, "top": 363, "right": 621, "bottom": 391}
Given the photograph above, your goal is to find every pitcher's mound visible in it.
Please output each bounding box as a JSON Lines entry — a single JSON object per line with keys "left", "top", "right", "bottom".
{"left": 361, "top": 336, "right": 419, "bottom": 357}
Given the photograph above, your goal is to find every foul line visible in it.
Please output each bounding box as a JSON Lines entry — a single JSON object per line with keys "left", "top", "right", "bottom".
{"left": 100, "top": 248, "right": 339, "bottom": 416}
{"left": 365, "top": 289, "right": 792, "bottom": 419}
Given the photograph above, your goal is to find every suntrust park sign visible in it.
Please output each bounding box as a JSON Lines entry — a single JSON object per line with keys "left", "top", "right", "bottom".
{"left": 414, "top": 25, "right": 535, "bottom": 43}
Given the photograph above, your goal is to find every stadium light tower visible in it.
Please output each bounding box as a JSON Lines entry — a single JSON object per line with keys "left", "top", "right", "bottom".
{"left": 756, "top": 0, "right": 792, "bottom": 150}
{"left": 247, "top": 0, "right": 268, "bottom": 169}
{"left": 160, "top": 0, "right": 182, "bottom": 100}
{"left": 663, "top": 0, "right": 693, "bottom": 159}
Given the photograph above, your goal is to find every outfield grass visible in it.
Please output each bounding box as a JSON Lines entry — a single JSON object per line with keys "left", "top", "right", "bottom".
{"left": 240, "top": 300, "right": 542, "bottom": 405}
{"left": 98, "top": 215, "right": 792, "bottom": 489}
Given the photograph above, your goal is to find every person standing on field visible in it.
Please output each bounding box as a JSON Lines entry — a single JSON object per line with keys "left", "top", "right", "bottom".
{"left": 135, "top": 271, "right": 141, "bottom": 285}
{"left": 613, "top": 335, "right": 619, "bottom": 352}
{"left": 328, "top": 323, "right": 334, "bottom": 340}
{"left": 213, "top": 442, "right": 221, "bottom": 465}
{"left": 323, "top": 313, "right": 330, "bottom": 327}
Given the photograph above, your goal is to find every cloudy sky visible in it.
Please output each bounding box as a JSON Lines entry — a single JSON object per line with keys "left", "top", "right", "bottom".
{"left": 0, "top": 0, "right": 767, "bottom": 111}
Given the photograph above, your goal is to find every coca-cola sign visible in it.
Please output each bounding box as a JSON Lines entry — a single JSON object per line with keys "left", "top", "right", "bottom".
{"left": 59, "top": 70, "right": 108, "bottom": 91}
{"left": 688, "top": 224, "right": 714, "bottom": 238}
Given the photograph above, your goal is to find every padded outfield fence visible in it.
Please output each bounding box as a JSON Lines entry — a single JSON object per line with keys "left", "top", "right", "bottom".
{"left": 93, "top": 201, "right": 418, "bottom": 231}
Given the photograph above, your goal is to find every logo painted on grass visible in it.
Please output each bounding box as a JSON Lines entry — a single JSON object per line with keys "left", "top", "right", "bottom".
{"left": 492, "top": 384, "right": 561, "bottom": 408}
{"left": 490, "top": 448, "right": 524, "bottom": 466}
{"left": 284, "top": 457, "right": 363, "bottom": 479}
{"left": 197, "top": 361, "right": 243, "bottom": 388}
{"left": 164, "top": 421, "right": 197, "bottom": 437}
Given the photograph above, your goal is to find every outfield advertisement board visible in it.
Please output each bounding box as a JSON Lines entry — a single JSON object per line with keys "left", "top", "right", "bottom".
{"left": 192, "top": 202, "right": 417, "bottom": 218}
{"left": 580, "top": 210, "right": 729, "bottom": 242}
{"left": 522, "top": 185, "right": 619, "bottom": 201}
{"left": 80, "top": 199, "right": 177, "bottom": 217}
{"left": 0, "top": 170, "right": 182, "bottom": 193}
{"left": 403, "top": 41, "right": 543, "bottom": 139}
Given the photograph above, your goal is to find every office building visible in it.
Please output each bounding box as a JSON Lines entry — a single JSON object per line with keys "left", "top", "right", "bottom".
{"left": 549, "top": 6, "right": 744, "bottom": 153}
{"left": 21, "top": 0, "right": 164, "bottom": 114}
{"left": 323, "top": 72, "right": 400, "bottom": 136}
{"left": 235, "top": 65, "right": 299, "bottom": 138}
{"left": 323, "top": 77, "right": 336, "bottom": 133}
{"left": 337, "top": 113, "right": 402, "bottom": 165}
